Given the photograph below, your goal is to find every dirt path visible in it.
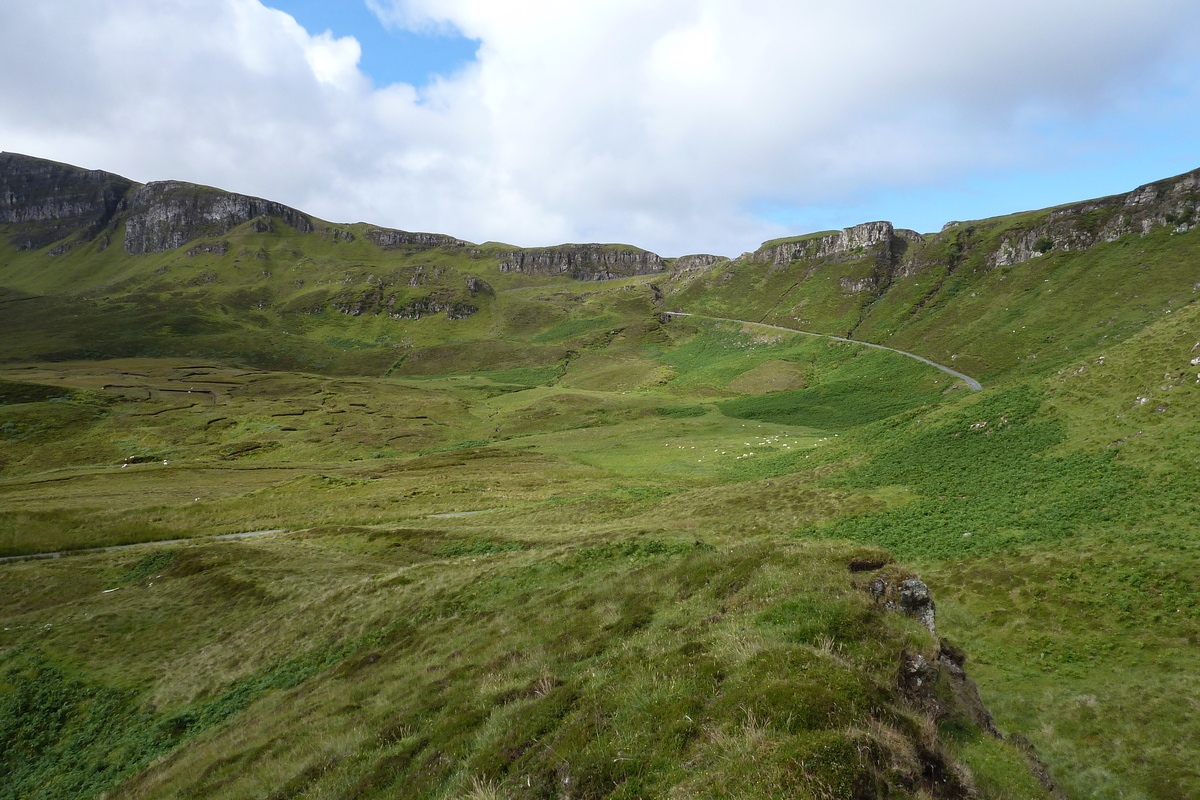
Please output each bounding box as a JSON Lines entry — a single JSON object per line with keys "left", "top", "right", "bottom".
{"left": 0, "top": 529, "right": 287, "bottom": 565}
{"left": 664, "top": 312, "right": 982, "bottom": 391}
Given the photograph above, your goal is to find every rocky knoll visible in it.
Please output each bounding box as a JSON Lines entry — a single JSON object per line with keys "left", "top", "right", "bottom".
{"left": 495, "top": 243, "right": 666, "bottom": 280}
{"left": 859, "top": 566, "right": 1070, "bottom": 799}
{"left": 122, "top": 181, "right": 314, "bottom": 254}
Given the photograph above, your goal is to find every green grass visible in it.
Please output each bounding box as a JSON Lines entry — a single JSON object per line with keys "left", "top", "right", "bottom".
{"left": 0, "top": 337, "right": 1052, "bottom": 797}
{"left": 531, "top": 315, "right": 617, "bottom": 343}
{"left": 792, "top": 385, "right": 1143, "bottom": 559}
{"left": 2, "top": 535, "right": 1018, "bottom": 799}
{"left": 6, "top": 175, "right": 1200, "bottom": 797}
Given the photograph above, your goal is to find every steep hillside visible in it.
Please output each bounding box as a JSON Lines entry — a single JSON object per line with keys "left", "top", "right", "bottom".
{"left": 665, "top": 169, "right": 1200, "bottom": 382}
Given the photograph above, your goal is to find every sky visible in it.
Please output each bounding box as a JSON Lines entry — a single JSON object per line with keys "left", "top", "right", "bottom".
{"left": 2, "top": 0, "right": 1200, "bottom": 257}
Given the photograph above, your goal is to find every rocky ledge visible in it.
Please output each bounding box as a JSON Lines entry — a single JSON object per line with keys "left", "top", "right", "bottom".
{"left": 754, "top": 222, "right": 925, "bottom": 267}
{"left": 363, "top": 227, "right": 464, "bottom": 250}
{"left": 122, "top": 181, "right": 314, "bottom": 254}
{"left": 985, "top": 168, "right": 1200, "bottom": 268}
{"left": 495, "top": 244, "right": 666, "bottom": 280}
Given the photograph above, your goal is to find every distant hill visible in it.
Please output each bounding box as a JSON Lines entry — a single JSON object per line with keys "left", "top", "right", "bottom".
{"left": 4, "top": 150, "right": 1198, "bottom": 385}
{"left": 0, "top": 153, "right": 672, "bottom": 372}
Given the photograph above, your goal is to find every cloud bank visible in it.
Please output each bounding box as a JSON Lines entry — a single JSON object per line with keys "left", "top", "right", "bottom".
{"left": 1, "top": 0, "right": 1198, "bottom": 255}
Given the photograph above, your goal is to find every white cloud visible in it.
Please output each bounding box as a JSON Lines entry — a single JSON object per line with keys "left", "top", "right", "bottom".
{"left": 1, "top": 0, "right": 1199, "bottom": 255}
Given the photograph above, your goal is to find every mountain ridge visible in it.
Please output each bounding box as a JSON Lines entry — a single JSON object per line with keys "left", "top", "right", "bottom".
{"left": 0, "top": 152, "right": 675, "bottom": 279}
{"left": 5, "top": 149, "right": 1199, "bottom": 300}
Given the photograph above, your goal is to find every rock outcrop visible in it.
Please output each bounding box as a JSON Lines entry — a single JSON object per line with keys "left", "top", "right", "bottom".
{"left": 755, "top": 222, "right": 924, "bottom": 267}
{"left": 0, "top": 153, "right": 323, "bottom": 256}
{"left": 868, "top": 574, "right": 938, "bottom": 634}
{"left": 364, "top": 227, "right": 464, "bottom": 249}
{"left": 669, "top": 253, "right": 727, "bottom": 273}
{"left": 186, "top": 241, "right": 230, "bottom": 257}
{"left": 0, "top": 154, "right": 669, "bottom": 283}
{"left": 859, "top": 564, "right": 1068, "bottom": 798}
{"left": 329, "top": 287, "right": 478, "bottom": 320}
{"left": 122, "top": 181, "right": 313, "bottom": 254}
{"left": 495, "top": 244, "right": 666, "bottom": 281}
{"left": 0, "top": 152, "right": 135, "bottom": 251}
{"left": 986, "top": 168, "right": 1200, "bottom": 268}
{"left": 898, "top": 577, "right": 937, "bottom": 634}
{"left": 737, "top": 222, "right": 927, "bottom": 300}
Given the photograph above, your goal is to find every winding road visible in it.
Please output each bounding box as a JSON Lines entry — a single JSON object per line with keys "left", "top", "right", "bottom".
{"left": 663, "top": 312, "right": 982, "bottom": 391}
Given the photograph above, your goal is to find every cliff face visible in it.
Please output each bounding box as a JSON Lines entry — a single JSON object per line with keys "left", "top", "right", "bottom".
{"left": 984, "top": 169, "right": 1200, "bottom": 268}
{"left": 661, "top": 166, "right": 1200, "bottom": 380}
{"left": 363, "top": 228, "right": 464, "bottom": 249}
{"left": 0, "top": 155, "right": 677, "bottom": 279}
{"left": 122, "top": 181, "right": 314, "bottom": 254}
{"left": 0, "top": 153, "right": 318, "bottom": 256}
{"left": 495, "top": 244, "right": 666, "bottom": 280}
{"left": 699, "top": 168, "right": 1200, "bottom": 307}
{"left": 756, "top": 222, "right": 924, "bottom": 268}
{"left": 0, "top": 152, "right": 135, "bottom": 251}
{"left": 748, "top": 222, "right": 925, "bottom": 297}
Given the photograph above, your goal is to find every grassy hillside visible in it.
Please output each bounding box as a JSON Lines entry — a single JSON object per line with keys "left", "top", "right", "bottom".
{"left": 0, "top": 322, "right": 1052, "bottom": 799}
{"left": 664, "top": 170, "right": 1200, "bottom": 384}
{"left": 4, "top": 158, "right": 1200, "bottom": 798}
{"left": 5, "top": 534, "right": 1047, "bottom": 800}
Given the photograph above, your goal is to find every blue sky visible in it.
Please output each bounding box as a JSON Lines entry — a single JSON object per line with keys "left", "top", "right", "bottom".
{"left": 2, "top": 0, "right": 1199, "bottom": 256}
{"left": 264, "top": 1, "right": 478, "bottom": 88}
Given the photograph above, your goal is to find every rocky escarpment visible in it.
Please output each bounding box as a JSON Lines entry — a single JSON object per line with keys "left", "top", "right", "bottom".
{"left": 985, "top": 168, "right": 1200, "bottom": 268}
{"left": 755, "top": 222, "right": 925, "bottom": 268}
{"left": 122, "top": 181, "right": 314, "bottom": 254}
{"left": 748, "top": 221, "right": 925, "bottom": 298}
{"left": 669, "top": 253, "right": 727, "bottom": 273}
{"left": 496, "top": 244, "right": 666, "bottom": 280}
{"left": 743, "top": 168, "right": 1200, "bottom": 278}
{"left": 364, "top": 227, "right": 464, "bottom": 250}
{"left": 0, "top": 152, "right": 135, "bottom": 251}
{"left": 0, "top": 154, "right": 323, "bottom": 256}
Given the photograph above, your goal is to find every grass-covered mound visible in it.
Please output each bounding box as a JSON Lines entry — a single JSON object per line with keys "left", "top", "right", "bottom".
{"left": 1, "top": 533, "right": 1045, "bottom": 800}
